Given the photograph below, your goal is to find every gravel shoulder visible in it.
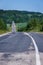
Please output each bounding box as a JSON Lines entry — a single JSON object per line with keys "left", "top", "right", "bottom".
{"left": 0, "top": 50, "right": 35, "bottom": 65}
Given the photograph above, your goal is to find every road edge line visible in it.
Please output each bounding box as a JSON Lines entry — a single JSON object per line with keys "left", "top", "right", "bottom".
{"left": 24, "top": 32, "right": 41, "bottom": 65}
{"left": 0, "top": 32, "right": 11, "bottom": 37}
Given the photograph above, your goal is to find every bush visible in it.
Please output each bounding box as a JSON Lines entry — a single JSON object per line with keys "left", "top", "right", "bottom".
{"left": 0, "top": 18, "right": 7, "bottom": 30}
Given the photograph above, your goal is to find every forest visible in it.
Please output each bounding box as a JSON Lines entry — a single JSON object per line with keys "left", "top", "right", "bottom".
{"left": 0, "top": 10, "right": 43, "bottom": 32}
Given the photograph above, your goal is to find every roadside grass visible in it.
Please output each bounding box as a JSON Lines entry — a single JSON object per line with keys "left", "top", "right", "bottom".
{"left": 0, "top": 24, "right": 11, "bottom": 34}
{"left": 16, "top": 22, "right": 27, "bottom": 31}
{"left": 0, "top": 23, "right": 43, "bottom": 34}
{"left": 0, "top": 28, "right": 12, "bottom": 34}
{"left": 37, "top": 32, "right": 43, "bottom": 34}
{"left": 29, "top": 26, "right": 41, "bottom": 32}
{"left": 0, "top": 30, "right": 8, "bottom": 34}
{"left": 16, "top": 23, "right": 43, "bottom": 32}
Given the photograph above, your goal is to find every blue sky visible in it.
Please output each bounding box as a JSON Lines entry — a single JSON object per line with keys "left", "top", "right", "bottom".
{"left": 0, "top": 0, "right": 43, "bottom": 13}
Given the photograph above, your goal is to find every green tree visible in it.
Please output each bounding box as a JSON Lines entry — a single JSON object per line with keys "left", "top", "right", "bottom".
{"left": 0, "top": 18, "right": 7, "bottom": 30}
{"left": 26, "top": 18, "right": 38, "bottom": 30}
{"left": 40, "top": 19, "right": 43, "bottom": 31}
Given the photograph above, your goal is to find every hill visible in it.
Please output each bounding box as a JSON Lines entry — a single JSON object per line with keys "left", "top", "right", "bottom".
{"left": 0, "top": 10, "right": 43, "bottom": 23}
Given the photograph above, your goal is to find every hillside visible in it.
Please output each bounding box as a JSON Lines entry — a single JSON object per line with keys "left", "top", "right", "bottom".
{"left": 0, "top": 10, "right": 43, "bottom": 32}
{"left": 0, "top": 10, "right": 43, "bottom": 23}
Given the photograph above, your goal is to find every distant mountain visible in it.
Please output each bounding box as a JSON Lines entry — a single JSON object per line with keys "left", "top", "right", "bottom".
{"left": 0, "top": 10, "right": 43, "bottom": 24}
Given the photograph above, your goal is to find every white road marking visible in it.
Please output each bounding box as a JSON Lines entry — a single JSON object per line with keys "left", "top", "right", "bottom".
{"left": 24, "top": 32, "right": 41, "bottom": 65}
{"left": 0, "top": 32, "right": 11, "bottom": 37}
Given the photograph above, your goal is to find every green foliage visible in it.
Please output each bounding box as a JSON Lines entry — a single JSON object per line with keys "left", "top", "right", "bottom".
{"left": 40, "top": 20, "right": 43, "bottom": 31}
{"left": 0, "top": 18, "right": 7, "bottom": 30}
{"left": 26, "top": 18, "right": 43, "bottom": 32}
{"left": 16, "top": 23, "right": 27, "bottom": 31}
{"left": 0, "top": 10, "right": 42, "bottom": 23}
{"left": 0, "top": 10, "right": 43, "bottom": 32}
{"left": 26, "top": 18, "right": 38, "bottom": 30}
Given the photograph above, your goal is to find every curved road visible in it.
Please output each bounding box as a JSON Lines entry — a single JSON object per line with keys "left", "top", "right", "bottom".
{"left": 0, "top": 32, "right": 43, "bottom": 65}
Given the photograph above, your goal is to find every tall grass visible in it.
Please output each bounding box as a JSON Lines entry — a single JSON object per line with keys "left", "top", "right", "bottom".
{"left": 16, "top": 23, "right": 27, "bottom": 31}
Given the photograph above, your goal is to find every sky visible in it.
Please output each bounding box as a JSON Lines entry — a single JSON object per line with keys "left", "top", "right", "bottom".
{"left": 0, "top": 0, "right": 43, "bottom": 13}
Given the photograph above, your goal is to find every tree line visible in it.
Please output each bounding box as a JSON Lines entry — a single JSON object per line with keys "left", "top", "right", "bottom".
{"left": 0, "top": 10, "right": 43, "bottom": 32}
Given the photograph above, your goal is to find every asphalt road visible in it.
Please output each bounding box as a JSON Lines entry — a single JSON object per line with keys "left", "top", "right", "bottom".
{"left": 29, "top": 32, "right": 43, "bottom": 52}
{"left": 0, "top": 32, "right": 43, "bottom": 65}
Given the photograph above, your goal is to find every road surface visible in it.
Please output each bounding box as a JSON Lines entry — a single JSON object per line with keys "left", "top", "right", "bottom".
{"left": 0, "top": 32, "right": 43, "bottom": 65}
